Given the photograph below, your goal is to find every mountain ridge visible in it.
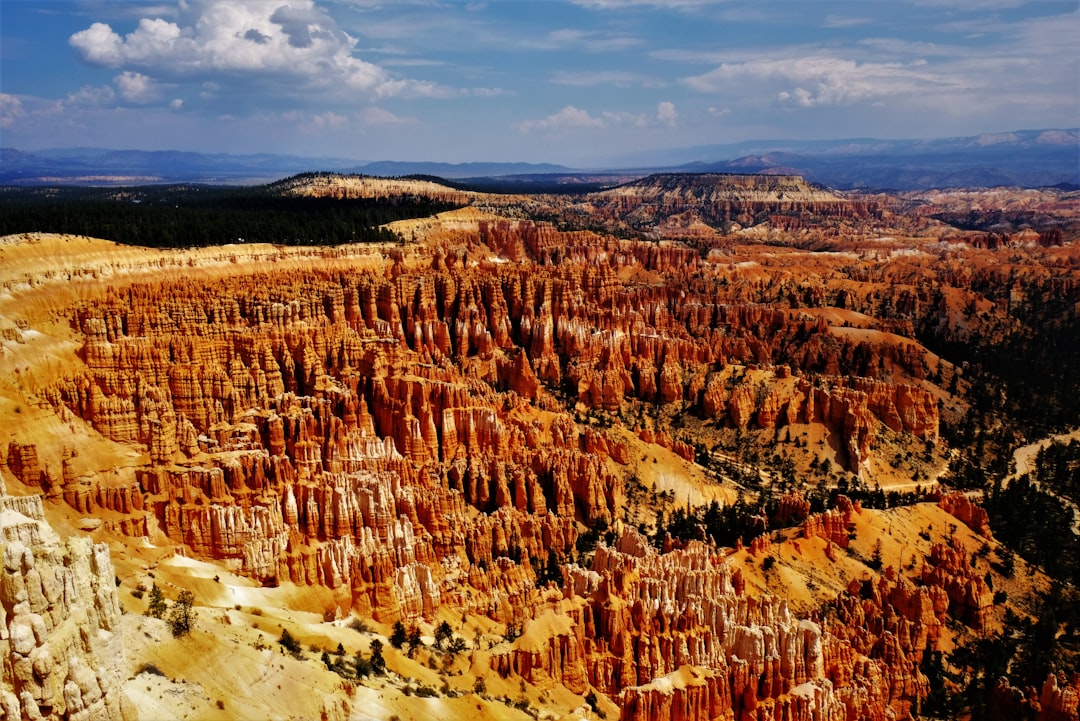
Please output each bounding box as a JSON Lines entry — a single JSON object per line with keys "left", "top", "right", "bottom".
{"left": 2, "top": 127, "right": 1077, "bottom": 190}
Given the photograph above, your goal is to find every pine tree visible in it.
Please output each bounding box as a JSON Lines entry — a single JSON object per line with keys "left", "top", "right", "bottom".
{"left": 406, "top": 626, "right": 422, "bottom": 658}
{"left": 390, "top": 620, "right": 407, "bottom": 649}
{"left": 369, "top": 639, "right": 386, "bottom": 675}
{"left": 146, "top": 583, "right": 167, "bottom": 619}
{"left": 435, "top": 620, "right": 454, "bottom": 650}
{"left": 278, "top": 628, "right": 302, "bottom": 656}
{"left": 167, "top": 589, "right": 196, "bottom": 637}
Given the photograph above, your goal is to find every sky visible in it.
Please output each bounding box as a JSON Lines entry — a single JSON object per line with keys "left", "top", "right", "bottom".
{"left": 1, "top": 0, "right": 1077, "bottom": 165}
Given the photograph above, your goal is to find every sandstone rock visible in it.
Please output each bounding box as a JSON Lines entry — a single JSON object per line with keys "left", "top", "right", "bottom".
{"left": 0, "top": 487, "right": 122, "bottom": 721}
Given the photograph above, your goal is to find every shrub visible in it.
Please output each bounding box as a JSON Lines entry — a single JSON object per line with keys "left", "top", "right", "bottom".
{"left": 435, "top": 620, "right": 454, "bottom": 650}
{"left": 278, "top": 628, "right": 302, "bottom": 656}
{"left": 354, "top": 652, "right": 372, "bottom": 678}
{"left": 167, "top": 590, "right": 196, "bottom": 637}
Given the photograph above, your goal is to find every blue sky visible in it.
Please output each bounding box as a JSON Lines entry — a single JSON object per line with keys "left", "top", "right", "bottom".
{"left": 1, "top": 0, "right": 1077, "bottom": 165}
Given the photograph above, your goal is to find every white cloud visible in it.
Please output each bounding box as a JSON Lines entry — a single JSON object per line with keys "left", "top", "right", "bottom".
{"left": 822, "top": 15, "right": 872, "bottom": 28}
{"left": 299, "top": 110, "right": 348, "bottom": 132}
{"left": 551, "top": 70, "right": 665, "bottom": 88}
{"left": 67, "top": 0, "right": 449, "bottom": 99}
{"left": 657, "top": 101, "right": 677, "bottom": 126}
{"left": 526, "top": 28, "right": 642, "bottom": 53}
{"left": 170, "top": 98, "right": 184, "bottom": 110}
{"left": 115, "top": 71, "right": 161, "bottom": 103}
{"left": 65, "top": 84, "right": 117, "bottom": 107}
{"left": 0, "top": 94, "right": 25, "bottom": 129}
{"left": 357, "top": 107, "right": 416, "bottom": 125}
{"left": 519, "top": 103, "right": 679, "bottom": 133}
{"left": 684, "top": 56, "right": 955, "bottom": 107}
{"left": 519, "top": 106, "right": 607, "bottom": 133}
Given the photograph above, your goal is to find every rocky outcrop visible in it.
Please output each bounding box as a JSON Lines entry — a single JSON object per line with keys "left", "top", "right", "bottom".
{"left": 920, "top": 539, "right": 994, "bottom": 630}
{"left": 636, "top": 428, "right": 695, "bottom": 463}
{"left": 581, "top": 173, "right": 883, "bottom": 238}
{"left": 802, "top": 495, "right": 858, "bottom": 548}
{"left": 937, "top": 492, "right": 990, "bottom": 537}
{"left": 989, "top": 673, "right": 1080, "bottom": 721}
{"left": 0, "top": 481, "right": 123, "bottom": 721}
{"left": 5, "top": 443, "right": 44, "bottom": 489}
{"left": 702, "top": 374, "right": 938, "bottom": 472}
{"left": 489, "top": 527, "right": 956, "bottom": 721}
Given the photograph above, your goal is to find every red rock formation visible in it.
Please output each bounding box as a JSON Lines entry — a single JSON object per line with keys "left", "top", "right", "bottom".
{"left": 637, "top": 428, "right": 695, "bottom": 463}
{"left": 9, "top": 197, "right": 1001, "bottom": 720}
{"left": 773, "top": 491, "right": 811, "bottom": 526}
{"left": 937, "top": 492, "right": 991, "bottom": 537}
{"left": 5, "top": 442, "right": 44, "bottom": 488}
{"left": 488, "top": 525, "right": 962, "bottom": 721}
{"left": 1040, "top": 673, "right": 1080, "bottom": 721}
{"left": 920, "top": 538, "right": 994, "bottom": 630}
{"left": 802, "top": 496, "right": 856, "bottom": 549}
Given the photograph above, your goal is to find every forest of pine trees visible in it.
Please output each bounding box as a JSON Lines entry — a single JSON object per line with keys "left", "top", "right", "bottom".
{"left": 0, "top": 181, "right": 460, "bottom": 248}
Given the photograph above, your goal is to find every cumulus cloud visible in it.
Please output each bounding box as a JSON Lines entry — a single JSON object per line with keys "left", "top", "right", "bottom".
{"left": 0, "top": 94, "right": 26, "bottom": 129}
{"left": 65, "top": 84, "right": 117, "bottom": 107}
{"left": 67, "top": 0, "right": 449, "bottom": 99}
{"left": 299, "top": 110, "right": 348, "bottom": 132}
{"left": 657, "top": 101, "right": 677, "bottom": 126}
{"left": 519, "top": 103, "right": 679, "bottom": 133}
{"left": 519, "top": 106, "right": 607, "bottom": 133}
{"left": 684, "top": 56, "right": 953, "bottom": 107}
{"left": 115, "top": 71, "right": 161, "bottom": 103}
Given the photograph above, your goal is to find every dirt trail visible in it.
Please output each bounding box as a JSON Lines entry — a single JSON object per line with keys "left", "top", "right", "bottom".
{"left": 1004, "top": 428, "right": 1080, "bottom": 534}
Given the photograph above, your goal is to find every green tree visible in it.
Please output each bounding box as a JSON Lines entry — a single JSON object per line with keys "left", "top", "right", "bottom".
{"left": 390, "top": 620, "right": 407, "bottom": 649}
{"left": 369, "top": 639, "right": 386, "bottom": 675}
{"left": 278, "top": 628, "right": 302, "bottom": 656}
{"left": 406, "top": 625, "right": 422, "bottom": 658}
{"left": 146, "top": 583, "right": 167, "bottom": 619}
{"left": 435, "top": 620, "right": 454, "bottom": 650}
{"left": 167, "top": 589, "right": 196, "bottom": 637}
{"left": 354, "top": 650, "right": 372, "bottom": 678}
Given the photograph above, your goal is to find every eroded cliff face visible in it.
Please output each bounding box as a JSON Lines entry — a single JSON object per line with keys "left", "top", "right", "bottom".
{"left": 5, "top": 173, "right": 1075, "bottom": 721}
{"left": 579, "top": 174, "right": 886, "bottom": 239}
{"left": 29, "top": 215, "right": 941, "bottom": 621}
{"left": 487, "top": 516, "right": 1009, "bottom": 721}
{"left": 0, "top": 479, "right": 123, "bottom": 721}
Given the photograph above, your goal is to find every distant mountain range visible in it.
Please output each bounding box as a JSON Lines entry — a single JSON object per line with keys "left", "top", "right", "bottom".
{"left": 2, "top": 128, "right": 1076, "bottom": 190}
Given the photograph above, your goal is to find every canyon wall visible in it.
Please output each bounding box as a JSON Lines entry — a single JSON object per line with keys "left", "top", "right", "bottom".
{"left": 0, "top": 478, "right": 123, "bottom": 721}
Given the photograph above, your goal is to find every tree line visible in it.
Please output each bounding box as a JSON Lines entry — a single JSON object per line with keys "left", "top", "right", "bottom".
{"left": 0, "top": 183, "right": 461, "bottom": 248}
